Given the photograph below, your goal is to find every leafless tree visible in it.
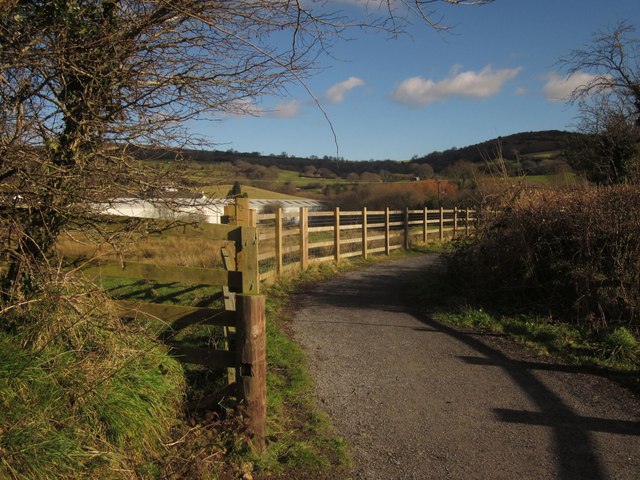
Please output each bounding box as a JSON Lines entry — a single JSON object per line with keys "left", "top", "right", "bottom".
{"left": 0, "top": 0, "right": 491, "bottom": 301}
{"left": 560, "top": 21, "right": 640, "bottom": 183}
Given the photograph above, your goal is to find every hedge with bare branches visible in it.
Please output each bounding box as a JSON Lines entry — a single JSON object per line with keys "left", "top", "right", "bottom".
{"left": 449, "top": 185, "right": 640, "bottom": 331}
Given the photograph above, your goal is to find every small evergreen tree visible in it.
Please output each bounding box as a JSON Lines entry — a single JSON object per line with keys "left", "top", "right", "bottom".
{"left": 228, "top": 181, "right": 243, "bottom": 198}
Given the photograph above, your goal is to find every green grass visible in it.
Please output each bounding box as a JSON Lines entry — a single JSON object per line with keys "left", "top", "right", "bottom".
{"left": 0, "top": 283, "right": 185, "bottom": 479}
{"left": 253, "top": 266, "right": 353, "bottom": 478}
{"left": 522, "top": 172, "right": 580, "bottom": 186}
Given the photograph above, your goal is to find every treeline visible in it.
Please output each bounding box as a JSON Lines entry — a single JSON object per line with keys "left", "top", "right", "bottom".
{"left": 412, "top": 130, "right": 581, "bottom": 171}
{"left": 135, "top": 129, "right": 581, "bottom": 178}
{"left": 136, "top": 146, "right": 414, "bottom": 176}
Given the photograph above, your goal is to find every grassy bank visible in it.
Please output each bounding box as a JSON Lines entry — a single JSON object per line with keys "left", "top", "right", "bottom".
{"left": 0, "top": 280, "right": 185, "bottom": 479}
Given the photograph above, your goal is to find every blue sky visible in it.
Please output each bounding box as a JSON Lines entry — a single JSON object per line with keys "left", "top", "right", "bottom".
{"left": 195, "top": 0, "right": 640, "bottom": 161}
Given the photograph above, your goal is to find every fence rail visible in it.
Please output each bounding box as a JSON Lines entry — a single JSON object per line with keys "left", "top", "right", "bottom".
{"left": 252, "top": 206, "right": 477, "bottom": 282}
{"left": 77, "top": 220, "right": 266, "bottom": 451}
{"left": 70, "top": 201, "right": 475, "bottom": 452}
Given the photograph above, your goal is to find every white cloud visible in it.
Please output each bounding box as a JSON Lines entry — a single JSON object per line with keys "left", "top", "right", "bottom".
{"left": 391, "top": 65, "right": 522, "bottom": 107}
{"left": 228, "top": 98, "right": 302, "bottom": 118}
{"left": 228, "top": 97, "right": 261, "bottom": 116}
{"left": 543, "top": 71, "right": 603, "bottom": 102}
{"left": 325, "top": 76, "right": 366, "bottom": 103}
{"left": 267, "top": 99, "right": 303, "bottom": 118}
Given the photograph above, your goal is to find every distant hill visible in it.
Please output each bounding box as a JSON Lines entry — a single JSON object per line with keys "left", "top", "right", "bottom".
{"left": 413, "top": 130, "right": 582, "bottom": 172}
{"left": 134, "top": 129, "right": 583, "bottom": 176}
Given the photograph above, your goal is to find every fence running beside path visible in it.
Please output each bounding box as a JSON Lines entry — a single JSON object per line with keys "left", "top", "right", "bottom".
{"left": 73, "top": 201, "right": 475, "bottom": 453}
{"left": 250, "top": 205, "right": 477, "bottom": 282}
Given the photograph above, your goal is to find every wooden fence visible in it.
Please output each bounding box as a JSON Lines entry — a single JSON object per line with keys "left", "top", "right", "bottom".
{"left": 74, "top": 201, "right": 475, "bottom": 451}
{"left": 248, "top": 205, "right": 477, "bottom": 282}
{"left": 80, "top": 221, "right": 266, "bottom": 451}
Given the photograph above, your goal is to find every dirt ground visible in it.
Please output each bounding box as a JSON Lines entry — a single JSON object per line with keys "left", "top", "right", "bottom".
{"left": 292, "top": 255, "right": 640, "bottom": 480}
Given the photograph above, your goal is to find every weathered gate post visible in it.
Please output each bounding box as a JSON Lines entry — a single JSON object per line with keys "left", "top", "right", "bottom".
{"left": 404, "top": 207, "right": 410, "bottom": 250}
{"left": 236, "top": 294, "right": 267, "bottom": 452}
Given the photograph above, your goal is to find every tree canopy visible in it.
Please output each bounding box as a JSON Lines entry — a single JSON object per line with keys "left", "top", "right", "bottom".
{"left": 560, "top": 21, "right": 640, "bottom": 184}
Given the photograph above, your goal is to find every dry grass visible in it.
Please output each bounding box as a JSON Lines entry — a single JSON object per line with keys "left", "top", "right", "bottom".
{"left": 56, "top": 230, "right": 225, "bottom": 269}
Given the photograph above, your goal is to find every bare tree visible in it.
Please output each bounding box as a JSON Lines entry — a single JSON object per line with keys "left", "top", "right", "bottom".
{"left": 560, "top": 21, "right": 640, "bottom": 183}
{"left": 0, "top": 0, "right": 491, "bottom": 301}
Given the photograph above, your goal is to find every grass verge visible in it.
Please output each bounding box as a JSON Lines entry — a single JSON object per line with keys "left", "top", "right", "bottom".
{"left": 406, "top": 261, "right": 640, "bottom": 396}
{"left": 0, "top": 280, "right": 185, "bottom": 479}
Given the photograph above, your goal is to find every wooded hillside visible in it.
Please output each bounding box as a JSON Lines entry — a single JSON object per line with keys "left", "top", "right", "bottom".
{"left": 412, "top": 130, "right": 582, "bottom": 171}
{"left": 136, "top": 130, "right": 581, "bottom": 176}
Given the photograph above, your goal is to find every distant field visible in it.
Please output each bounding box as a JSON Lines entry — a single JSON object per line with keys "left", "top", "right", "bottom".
{"left": 201, "top": 184, "right": 306, "bottom": 200}
{"left": 523, "top": 172, "right": 581, "bottom": 186}
{"left": 138, "top": 151, "right": 583, "bottom": 203}
{"left": 274, "top": 169, "right": 351, "bottom": 186}
{"left": 523, "top": 150, "right": 563, "bottom": 160}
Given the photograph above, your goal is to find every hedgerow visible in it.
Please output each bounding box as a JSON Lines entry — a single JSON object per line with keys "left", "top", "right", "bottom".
{"left": 448, "top": 185, "right": 640, "bottom": 332}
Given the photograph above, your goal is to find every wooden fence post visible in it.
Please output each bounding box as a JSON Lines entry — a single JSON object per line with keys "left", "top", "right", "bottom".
{"left": 384, "top": 207, "right": 390, "bottom": 255}
{"left": 234, "top": 226, "right": 260, "bottom": 296}
{"left": 236, "top": 294, "right": 267, "bottom": 453}
{"left": 235, "top": 197, "right": 252, "bottom": 226}
{"left": 334, "top": 207, "right": 341, "bottom": 263}
{"left": 465, "top": 208, "right": 470, "bottom": 236}
{"left": 423, "top": 207, "right": 428, "bottom": 244}
{"left": 404, "top": 207, "right": 410, "bottom": 250}
{"left": 300, "top": 207, "right": 309, "bottom": 270}
{"left": 275, "top": 207, "right": 283, "bottom": 277}
{"left": 453, "top": 207, "right": 458, "bottom": 238}
{"left": 439, "top": 207, "right": 444, "bottom": 242}
{"left": 362, "top": 207, "right": 368, "bottom": 259}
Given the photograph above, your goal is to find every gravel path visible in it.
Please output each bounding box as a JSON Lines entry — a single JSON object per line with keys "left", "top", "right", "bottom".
{"left": 292, "top": 255, "right": 640, "bottom": 480}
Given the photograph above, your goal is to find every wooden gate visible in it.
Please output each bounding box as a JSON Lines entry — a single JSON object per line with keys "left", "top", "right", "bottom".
{"left": 81, "top": 222, "right": 266, "bottom": 451}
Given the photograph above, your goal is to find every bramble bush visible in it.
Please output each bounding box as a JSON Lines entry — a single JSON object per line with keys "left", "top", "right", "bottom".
{"left": 448, "top": 185, "right": 640, "bottom": 333}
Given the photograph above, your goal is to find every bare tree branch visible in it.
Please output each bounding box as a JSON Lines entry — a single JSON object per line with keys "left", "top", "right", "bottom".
{"left": 0, "top": 0, "right": 490, "bottom": 302}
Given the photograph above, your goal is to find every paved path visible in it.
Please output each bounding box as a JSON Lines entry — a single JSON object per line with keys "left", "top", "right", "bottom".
{"left": 292, "top": 255, "right": 640, "bottom": 480}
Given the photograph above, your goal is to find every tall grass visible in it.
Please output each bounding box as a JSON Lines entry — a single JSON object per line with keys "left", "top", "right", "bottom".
{"left": 0, "top": 278, "right": 185, "bottom": 479}
{"left": 57, "top": 230, "right": 224, "bottom": 268}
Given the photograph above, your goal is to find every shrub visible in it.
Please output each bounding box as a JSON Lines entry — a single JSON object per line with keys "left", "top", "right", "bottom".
{"left": 448, "top": 185, "right": 640, "bottom": 332}
{"left": 599, "top": 327, "right": 639, "bottom": 362}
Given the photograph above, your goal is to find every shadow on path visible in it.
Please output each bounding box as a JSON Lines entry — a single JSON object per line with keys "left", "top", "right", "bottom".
{"left": 421, "top": 316, "right": 639, "bottom": 480}
{"left": 299, "top": 258, "right": 639, "bottom": 480}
